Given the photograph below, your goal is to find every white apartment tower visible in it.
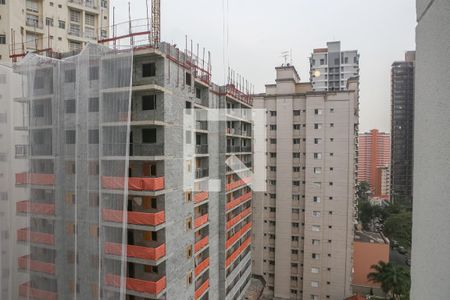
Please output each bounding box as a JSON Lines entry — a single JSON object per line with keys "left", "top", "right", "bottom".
{"left": 0, "top": 0, "right": 109, "bottom": 64}
{"left": 309, "top": 41, "right": 359, "bottom": 91}
{"left": 252, "top": 65, "right": 358, "bottom": 300}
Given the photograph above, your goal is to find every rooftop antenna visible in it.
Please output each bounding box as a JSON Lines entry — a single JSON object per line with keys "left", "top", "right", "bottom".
{"left": 281, "top": 51, "right": 290, "bottom": 66}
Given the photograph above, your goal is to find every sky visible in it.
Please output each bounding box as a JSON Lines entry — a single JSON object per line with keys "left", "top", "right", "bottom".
{"left": 111, "top": 0, "right": 416, "bottom": 133}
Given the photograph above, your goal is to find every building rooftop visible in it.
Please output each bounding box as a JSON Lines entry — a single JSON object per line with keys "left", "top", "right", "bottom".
{"left": 354, "top": 230, "right": 389, "bottom": 244}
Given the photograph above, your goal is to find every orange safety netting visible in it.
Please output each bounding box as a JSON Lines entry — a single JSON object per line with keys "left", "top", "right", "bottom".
{"left": 194, "top": 279, "right": 209, "bottom": 300}
{"left": 102, "top": 176, "right": 165, "bottom": 191}
{"left": 226, "top": 177, "right": 251, "bottom": 191}
{"left": 225, "top": 237, "right": 251, "bottom": 267}
{"left": 16, "top": 201, "right": 55, "bottom": 215}
{"left": 105, "top": 274, "right": 166, "bottom": 295}
{"left": 19, "top": 282, "right": 57, "bottom": 300}
{"left": 194, "top": 236, "right": 209, "bottom": 253}
{"left": 17, "top": 228, "right": 55, "bottom": 245}
{"left": 102, "top": 209, "right": 165, "bottom": 226}
{"left": 194, "top": 192, "right": 209, "bottom": 204}
{"left": 194, "top": 214, "right": 209, "bottom": 228}
{"left": 226, "top": 222, "right": 252, "bottom": 249}
{"left": 195, "top": 257, "right": 210, "bottom": 276}
{"left": 18, "top": 255, "right": 55, "bottom": 274}
{"left": 104, "top": 242, "right": 166, "bottom": 261}
{"left": 225, "top": 192, "right": 252, "bottom": 211}
{"left": 226, "top": 207, "right": 252, "bottom": 230}
{"left": 15, "top": 173, "right": 55, "bottom": 185}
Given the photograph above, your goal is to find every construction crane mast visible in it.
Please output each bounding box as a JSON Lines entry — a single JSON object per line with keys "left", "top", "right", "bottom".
{"left": 151, "top": 0, "right": 161, "bottom": 46}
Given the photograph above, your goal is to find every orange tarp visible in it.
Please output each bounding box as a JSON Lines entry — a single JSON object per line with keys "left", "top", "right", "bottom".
{"left": 17, "top": 228, "right": 55, "bottom": 245}
{"left": 194, "top": 236, "right": 209, "bottom": 253}
{"left": 226, "top": 192, "right": 252, "bottom": 211}
{"left": 195, "top": 258, "right": 210, "bottom": 276}
{"left": 226, "top": 177, "right": 251, "bottom": 191}
{"left": 16, "top": 173, "right": 55, "bottom": 186}
{"left": 226, "top": 222, "right": 252, "bottom": 249}
{"left": 102, "top": 209, "right": 165, "bottom": 226}
{"left": 194, "top": 279, "right": 209, "bottom": 300}
{"left": 16, "top": 201, "right": 55, "bottom": 215}
{"left": 18, "top": 255, "right": 55, "bottom": 274}
{"left": 102, "top": 176, "right": 165, "bottom": 191}
{"left": 194, "top": 192, "right": 209, "bottom": 204}
{"left": 105, "top": 274, "right": 166, "bottom": 295}
{"left": 19, "top": 283, "right": 57, "bottom": 300}
{"left": 226, "top": 207, "right": 252, "bottom": 230}
{"left": 225, "top": 237, "right": 251, "bottom": 267}
{"left": 104, "top": 242, "right": 166, "bottom": 261}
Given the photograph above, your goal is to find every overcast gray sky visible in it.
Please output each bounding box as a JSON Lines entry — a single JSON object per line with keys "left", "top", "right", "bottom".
{"left": 111, "top": 0, "right": 416, "bottom": 133}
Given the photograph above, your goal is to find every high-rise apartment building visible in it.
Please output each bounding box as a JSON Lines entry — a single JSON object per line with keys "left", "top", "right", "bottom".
{"left": 252, "top": 65, "right": 359, "bottom": 300}
{"left": 11, "top": 41, "right": 253, "bottom": 300}
{"left": 391, "top": 51, "right": 415, "bottom": 201}
{"left": 0, "top": 0, "right": 109, "bottom": 64}
{"left": 411, "top": 0, "right": 450, "bottom": 298}
{"left": 358, "top": 129, "right": 391, "bottom": 198}
{"left": 309, "top": 41, "right": 359, "bottom": 91}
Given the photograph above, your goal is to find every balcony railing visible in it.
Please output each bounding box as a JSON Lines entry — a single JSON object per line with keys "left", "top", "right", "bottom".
{"left": 26, "top": 18, "right": 43, "bottom": 29}
{"left": 104, "top": 242, "right": 166, "bottom": 261}
{"left": 194, "top": 279, "right": 209, "bottom": 300}
{"left": 101, "top": 176, "right": 165, "bottom": 191}
{"left": 194, "top": 236, "right": 209, "bottom": 253}
{"left": 194, "top": 192, "right": 209, "bottom": 204}
{"left": 17, "top": 228, "right": 55, "bottom": 246}
{"left": 225, "top": 237, "right": 251, "bottom": 268}
{"left": 195, "top": 258, "right": 210, "bottom": 276}
{"left": 226, "top": 207, "right": 252, "bottom": 230}
{"left": 16, "top": 201, "right": 55, "bottom": 216}
{"left": 104, "top": 274, "right": 166, "bottom": 295}
{"left": 16, "top": 173, "right": 55, "bottom": 186}
{"left": 102, "top": 209, "right": 165, "bottom": 226}
{"left": 226, "top": 177, "right": 251, "bottom": 191}
{"left": 18, "top": 255, "right": 55, "bottom": 274}
{"left": 195, "top": 168, "right": 209, "bottom": 179}
{"left": 195, "top": 144, "right": 208, "bottom": 154}
{"left": 15, "top": 144, "right": 28, "bottom": 158}
{"left": 103, "top": 144, "right": 164, "bottom": 157}
{"left": 226, "top": 222, "right": 252, "bottom": 249}
{"left": 225, "top": 192, "right": 252, "bottom": 211}
{"left": 194, "top": 214, "right": 209, "bottom": 229}
{"left": 19, "top": 283, "right": 57, "bottom": 300}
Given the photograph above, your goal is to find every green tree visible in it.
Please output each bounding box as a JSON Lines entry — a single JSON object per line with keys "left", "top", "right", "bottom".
{"left": 384, "top": 212, "right": 412, "bottom": 249}
{"left": 356, "top": 181, "right": 371, "bottom": 201}
{"left": 368, "top": 261, "right": 410, "bottom": 300}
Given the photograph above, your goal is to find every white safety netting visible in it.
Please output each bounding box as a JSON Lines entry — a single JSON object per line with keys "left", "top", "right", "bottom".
{"left": 16, "top": 43, "right": 133, "bottom": 300}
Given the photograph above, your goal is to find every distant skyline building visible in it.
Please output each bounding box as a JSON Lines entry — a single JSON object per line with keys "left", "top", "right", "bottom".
{"left": 391, "top": 51, "right": 415, "bottom": 201}
{"left": 253, "top": 65, "right": 359, "bottom": 300}
{"left": 309, "top": 41, "right": 359, "bottom": 91}
{"left": 358, "top": 129, "right": 391, "bottom": 198}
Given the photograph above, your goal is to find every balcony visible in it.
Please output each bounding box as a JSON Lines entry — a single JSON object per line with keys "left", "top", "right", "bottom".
{"left": 225, "top": 237, "right": 251, "bottom": 267}
{"left": 104, "top": 242, "right": 166, "bottom": 261}
{"left": 226, "top": 222, "right": 252, "bottom": 249}
{"left": 102, "top": 176, "right": 165, "bottom": 191}
{"left": 19, "top": 283, "right": 57, "bottom": 300}
{"left": 194, "top": 214, "right": 209, "bottom": 229}
{"left": 225, "top": 192, "right": 252, "bottom": 211}
{"left": 17, "top": 228, "right": 55, "bottom": 246}
{"left": 16, "top": 173, "right": 55, "bottom": 186}
{"left": 226, "top": 207, "right": 252, "bottom": 230}
{"left": 16, "top": 201, "right": 55, "bottom": 216}
{"left": 194, "top": 192, "right": 209, "bottom": 204}
{"left": 194, "top": 279, "right": 209, "bottom": 300}
{"left": 195, "top": 168, "right": 209, "bottom": 179}
{"left": 104, "top": 274, "right": 166, "bottom": 295}
{"left": 195, "top": 257, "right": 210, "bottom": 276}
{"left": 102, "top": 209, "right": 165, "bottom": 226}
{"left": 195, "top": 144, "right": 208, "bottom": 155}
{"left": 226, "top": 177, "right": 251, "bottom": 192}
{"left": 194, "top": 236, "right": 209, "bottom": 253}
{"left": 26, "top": 18, "right": 43, "bottom": 29}
{"left": 103, "top": 144, "right": 164, "bottom": 157}
{"left": 18, "top": 255, "right": 55, "bottom": 275}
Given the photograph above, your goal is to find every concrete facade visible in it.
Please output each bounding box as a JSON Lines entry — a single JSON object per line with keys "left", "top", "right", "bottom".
{"left": 411, "top": 0, "right": 450, "bottom": 298}
{"left": 253, "top": 65, "right": 358, "bottom": 300}
{"left": 309, "top": 41, "right": 359, "bottom": 92}
{"left": 0, "top": 0, "right": 109, "bottom": 65}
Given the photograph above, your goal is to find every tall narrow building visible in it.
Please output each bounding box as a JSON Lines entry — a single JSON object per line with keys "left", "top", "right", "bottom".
{"left": 252, "top": 65, "right": 359, "bottom": 300}
{"left": 12, "top": 41, "right": 253, "bottom": 300}
{"left": 358, "top": 129, "right": 391, "bottom": 198}
{"left": 0, "top": 0, "right": 110, "bottom": 64}
{"left": 309, "top": 41, "right": 359, "bottom": 92}
{"left": 390, "top": 51, "right": 415, "bottom": 202}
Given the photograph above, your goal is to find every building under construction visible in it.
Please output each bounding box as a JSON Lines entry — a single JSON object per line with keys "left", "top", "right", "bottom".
{"left": 7, "top": 12, "right": 254, "bottom": 300}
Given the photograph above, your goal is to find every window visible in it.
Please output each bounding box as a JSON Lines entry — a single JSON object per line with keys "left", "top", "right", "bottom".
{"left": 88, "top": 98, "right": 99, "bottom": 112}
{"left": 312, "top": 239, "right": 320, "bottom": 246}
{"left": 270, "top": 125, "right": 277, "bottom": 130}
{"left": 293, "top": 110, "right": 300, "bottom": 116}
{"left": 65, "top": 99, "right": 76, "bottom": 113}
{"left": 85, "top": 14, "right": 95, "bottom": 26}
{"left": 312, "top": 253, "right": 320, "bottom": 259}
{"left": 33, "top": 104, "right": 44, "bottom": 117}
{"left": 101, "top": 30, "right": 107, "bottom": 38}
{"left": 185, "top": 72, "right": 192, "bottom": 85}
{"left": 312, "top": 225, "right": 320, "bottom": 232}
{"left": 320, "top": 59, "right": 324, "bottom": 65}
{"left": 0, "top": 35, "right": 6, "bottom": 44}
{"left": 66, "top": 130, "right": 76, "bottom": 144}
{"left": 185, "top": 217, "right": 192, "bottom": 231}
{"left": 186, "top": 245, "right": 193, "bottom": 258}
{"left": 293, "top": 139, "right": 300, "bottom": 144}
{"left": 293, "top": 167, "right": 300, "bottom": 172}
{"left": 89, "top": 66, "right": 99, "bottom": 81}
{"left": 312, "top": 211, "right": 321, "bottom": 217}
{"left": 65, "top": 69, "right": 76, "bottom": 83}
{"left": 311, "top": 268, "right": 320, "bottom": 274}
{"left": 314, "top": 167, "right": 321, "bottom": 174}
{"left": 59, "top": 20, "right": 65, "bottom": 29}
{"left": 314, "top": 123, "right": 322, "bottom": 129}
{"left": 314, "top": 109, "right": 322, "bottom": 115}
{"left": 293, "top": 124, "right": 300, "bottom": 130}
{"left": 142, "top": 95, "right": 156, "bottom": 110}
{"left": 101, "top": 0, "right": 108, "bottom": 8}
{"left": 313, "top": 196, "right": 320, "bottom": 203}
{"left": 293, "top": 152, "right": 300, "bottom": 158}
{"left": 330, "top": 123, "right": 335, "bottom": 128}
{"left": 314, "top": 138, "right": 321, "bottom": 144}
{"left": 270, "top": 138, "right": 277, "bottom": 144}
{"left": 45, "top": 17, "right": 54, "bottom": 26}
{"left": 270, "top": 111, "right": 277, "bottom": 116}
{"left": 0, "top": 0, "right": 5, "bottom": 4}
{"left": 142, "top": 63, "right": 156, "bottom": 77}
{"left": 269, "top": 166, "right": 276, "bottom": 171}
{"left": 88, "top": 130, "right": 99, "bottom": 144}
{"left": 311, "top": 281, "right": 319, "bottom": 288}
{"left": 270, "top": 152, "right": 276, "bottom": 158}
{"left": 314, "top": 153, "right": 322, "bottom": 159}
{"left": 142, "top": 128, "right": 157, "bottom": 143}
{"left": 293, "top": 181, "right": 300, "bottom": 186}
{"left": 70, "top": 10, "right": 81, "bottom": 23}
